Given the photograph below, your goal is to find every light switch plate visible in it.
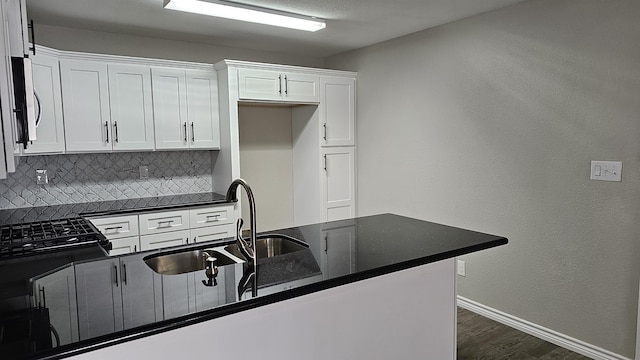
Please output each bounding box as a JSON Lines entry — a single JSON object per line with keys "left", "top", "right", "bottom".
{"left": 590, "top": 161, "right": 622, "bottom": 182}
{"left": 457, "top": 260, "right": 466, "bottom": 277}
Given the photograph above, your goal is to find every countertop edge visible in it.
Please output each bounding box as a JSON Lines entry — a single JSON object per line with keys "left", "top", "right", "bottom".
{"left": 35, "top": 236, "right": 507, "bottom": 360}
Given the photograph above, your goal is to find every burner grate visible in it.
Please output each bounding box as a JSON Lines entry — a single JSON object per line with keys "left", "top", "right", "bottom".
{"left": 0, "top": 217, "right": 108, "bottom": 258}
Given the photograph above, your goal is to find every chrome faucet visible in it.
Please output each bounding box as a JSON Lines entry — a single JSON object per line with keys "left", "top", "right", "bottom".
{"left": 225, "top": 178, "right": 257, "bottom": 269}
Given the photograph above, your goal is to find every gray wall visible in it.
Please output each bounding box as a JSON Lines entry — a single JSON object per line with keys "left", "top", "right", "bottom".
{"left": 327, "top": 0, "right": 640, "bottom": 357}
{"left": 0, "top": 152, "right": 213, "bottom": 208}
{"left": 239, "top": 105, "right": 295, "bottom": 231}
{"left": 34, "top": 24, "right": 325, "bottom": 68}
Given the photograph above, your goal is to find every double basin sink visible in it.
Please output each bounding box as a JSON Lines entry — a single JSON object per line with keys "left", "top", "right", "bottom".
{"left": 144, "top": 234, "right": 308, "bottom": 275}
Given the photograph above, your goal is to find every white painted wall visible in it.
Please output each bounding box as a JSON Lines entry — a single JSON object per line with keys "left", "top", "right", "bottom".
{"left": 33, "top": 24, "right": 325, "bottom": 68}
{"left": 238, "top": 105, "right": 294, "bottom": 232}
{"left": 327, "top": 0, "right": 640, "bottom": 357}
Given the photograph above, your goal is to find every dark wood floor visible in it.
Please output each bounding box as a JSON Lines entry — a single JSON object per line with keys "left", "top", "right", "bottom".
{"left": 457, "top": 308, "right": 592, "bottom": 360}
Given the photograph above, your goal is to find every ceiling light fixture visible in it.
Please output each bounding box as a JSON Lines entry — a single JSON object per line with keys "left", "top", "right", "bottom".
{"left": 163, "top": 0, "right": 326, "bottom": 32}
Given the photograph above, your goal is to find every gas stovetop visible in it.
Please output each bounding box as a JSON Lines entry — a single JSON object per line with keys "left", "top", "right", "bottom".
{"left": 0, "top": 218, "right": 109, "bottom": 258}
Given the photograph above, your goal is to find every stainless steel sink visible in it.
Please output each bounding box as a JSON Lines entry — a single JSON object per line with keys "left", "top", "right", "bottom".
{"left": 144, "top": 247, "right": 243, "bottom": 275}
{"left": 225, "top": 234, "right": 308, "bottom": 260}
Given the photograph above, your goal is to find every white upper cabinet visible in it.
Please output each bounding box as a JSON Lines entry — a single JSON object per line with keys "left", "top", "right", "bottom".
{"left": 60, "top": 59, "right": 111, "bottom": 152}
{"left": 153, "top": 67, "right": 220, "bottom": 150}
{"left": 108, "top": 64, "right": 154, "bottom": 151}
{"left": 186, "top": 70, "right": 220, "bottom": 149}
{"left": 321, "top": 76, "right": 355, "bottom": 147}
{"left": 24, "top": 52, "right": 65, "bottom": 154}
{"left": 238, "top": 68, "right": 319, "bottom": 103}
{"left": 152, "top": 67, "right": 188, "bottom": 150}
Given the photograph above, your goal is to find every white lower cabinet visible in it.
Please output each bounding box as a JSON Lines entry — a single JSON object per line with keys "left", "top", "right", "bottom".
{"left": 32, "top": 265, "right": 79, "bottom": 346}
{"left": 191, "top": 223, "right": 235, "bottom": 243}
{"left": 75, "top": 253, "right": 162, "bottom": 340}
{"left": 88, "top": 214, "right": 140, "bottom": 256}
{"left": 322, "top": 147, "right": 356, "bottom": 222}
{"left": 108, "top": 236, "right": 140, "bottom": 256}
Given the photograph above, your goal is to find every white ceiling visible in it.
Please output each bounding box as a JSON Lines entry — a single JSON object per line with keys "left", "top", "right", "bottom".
{"left": 26, "top": 0, "right": 528, "bottom": 58}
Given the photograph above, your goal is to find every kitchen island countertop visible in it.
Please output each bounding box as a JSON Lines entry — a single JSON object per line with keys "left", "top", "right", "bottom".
{"left": 0, "top": 213, "right": 507, "bottom": 359}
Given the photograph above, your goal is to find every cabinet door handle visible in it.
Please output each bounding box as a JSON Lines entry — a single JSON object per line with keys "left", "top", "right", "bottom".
{"left": 278, "top": 75, "right": 282, "bottom": 95}
{"left": 323, "top": 123, "right": 327, "bottom": 141}
{"left": 113, "top": 121, "right": 119, "bottom": 143}
{"left": 134, "top": 245, "right": 137, "bottom": 252}
{"left": 113, "top": 265, "right": 119, "bottom": 287}
{"left": 122, "top": 263, "right": 127, "bottom": 285}
{"left": 324, "top": 235, "right": 328, "bottom": 252}
{"left": 284, "top": 75, "right": 288, "bottom": 95}
{"left": 191, "top": 122, "right": 195, "bottom": 142}
{"left": 323, "top": 154, "right": 327, "bottom": 172}
{"left": 28, "top": 20, "right": 36, "bottom": 56}
{"left": 183, "top": 122, "right": 188, "bottom": 142}
{"left": 193, "top": 236, "right": 197, "bottom": 243}
{"left": 40, "top": 286, "right": 47, "bottom": 308}
{"left": 105, "top": 121, "right": 109, "bottom": 143}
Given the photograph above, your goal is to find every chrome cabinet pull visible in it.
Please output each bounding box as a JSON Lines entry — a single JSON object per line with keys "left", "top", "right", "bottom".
{"left": 278, "top": 75, "right": 282, "bottom": 95}
{"left": 323, "top": 123, "right": 327, "bottom": 141}
{"left": 113, "top": 265, "right": 119, "bottom": 287}
{"left": 122, "top": 264, "right": 127, "bottom": 285}
{"left": 284, "top": 75, "right": 288, "bottom": 95}
{"left": 323, "top": 154, "right": 327, "bottom": 172}
{"left": 183, "top": 122, "right": 187, "bottom": 142}
{"left": 134, "top": 245, "right": 137, "bottom": 252}
{"left": 191, "top": 122, "right": 195, "bottom": 142}
{"left": 113, "top": 121, "right": 119, "bottom": 143}
{"left": 104, "top": 226, "right": 123, "bottom": 231}
{"left": 105, "top": 121, "right": 109, "bottom": 143}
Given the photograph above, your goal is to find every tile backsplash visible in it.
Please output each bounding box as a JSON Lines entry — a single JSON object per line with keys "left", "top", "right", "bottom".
{"left": 0, "top": 151, "right": 215, "bottom": 209}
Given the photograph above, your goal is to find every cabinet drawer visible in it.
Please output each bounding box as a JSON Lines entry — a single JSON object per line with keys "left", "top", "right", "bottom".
{"left": 89, "top": 215, "right": 139, "bottom": 239}
{"left": 140, "top": 230, "right": 190, "bottom": 251}
{"left": 192, "top": 223, "right": 235, "bottom": 243}
{"left": 189, "top": 205, "right": 234, "bottom": 229}
{"left": 139, "top": 210, "right": 190, "bottom": 235}
{"left": 109, "top": 236, "right": 141, "bottom": 256}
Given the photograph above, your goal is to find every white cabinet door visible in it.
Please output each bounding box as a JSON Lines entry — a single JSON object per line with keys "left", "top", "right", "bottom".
{"left": 284, "top": 73, "right": 319, "bottom": 103}
{"left": 24, "top": 52, "right": 65, "bottom": 154}
{"left": 108, "top": 63, "right": 154, "bottom": 151}
{"left": 152, "top": 67, "right": 188, "bottom": 149}
{"left": 140, "top": 229, "right": 190, "bottom": 251}
{"left": 238, "top": 68, "right": 282, "bottom": 102}
{"left": 32, "top": 265, "right": 79, "bottom": 346}
{"left": 322, "top": 147, "right": 356, "bottom": 222}
{"left": 75, "top": 258, "right": 124, "bottom": 340}
{"left": 60, "top": 59, "right": 111, "bottom": 152}
{"left": 119, "top": 253, "right": 163, "bottom": 329}
{"left": 186, "top": 69, "right": 220, "bottom": 149}
{"left": 322, "top": 225, "right": 356, "bottom": 279}
{"left": 238, "top": 68, "right": 319, "bottom": 103}
{"left": 321, "top": 76, "right": 355, "bottom": 147}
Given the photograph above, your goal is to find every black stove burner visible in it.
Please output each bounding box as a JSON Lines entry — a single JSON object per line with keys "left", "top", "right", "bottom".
{"left": 0, "top": 218, "right": 109, "bottom": 258}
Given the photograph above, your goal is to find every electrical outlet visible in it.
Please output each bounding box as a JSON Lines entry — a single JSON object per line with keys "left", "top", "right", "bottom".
{"left": 457, "top": 260, "right": 466, "bottom": 277}
{"left": 36, "top": 170, "right": 48, "bottom": 185}
{"left": 139, "top": 165, "right": 149, "bottom": 180}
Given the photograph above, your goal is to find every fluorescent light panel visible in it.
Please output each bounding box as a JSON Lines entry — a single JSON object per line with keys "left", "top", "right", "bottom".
{"left": 163, "top": 0, "right": 326, "bottom": 32}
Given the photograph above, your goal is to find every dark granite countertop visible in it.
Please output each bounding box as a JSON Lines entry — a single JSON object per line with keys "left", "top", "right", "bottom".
{"left": 0, "top": 192, "right": 228, "bottom": 225}
{"left": 0, "top": 213, "right": 507, "bottom": 359}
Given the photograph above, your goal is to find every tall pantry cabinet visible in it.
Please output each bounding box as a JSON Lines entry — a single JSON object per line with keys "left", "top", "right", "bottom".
{"left": 214, "top": 60, "right": 357, "bottom": 227}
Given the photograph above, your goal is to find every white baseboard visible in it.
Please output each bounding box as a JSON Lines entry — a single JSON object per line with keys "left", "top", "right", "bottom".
{"left": 457, "top": 296, "right": 631, "bottom": 360}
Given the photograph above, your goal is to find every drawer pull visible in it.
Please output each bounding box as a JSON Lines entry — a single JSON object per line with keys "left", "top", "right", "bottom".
{"left": 157, "top": 220, "right": 175, "bottom": 227}
{"left": 104, "top": 226, "right": 124, "bottom": 231}
{"left": 206, "top": 214, "right": 221, "bottom": 221}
